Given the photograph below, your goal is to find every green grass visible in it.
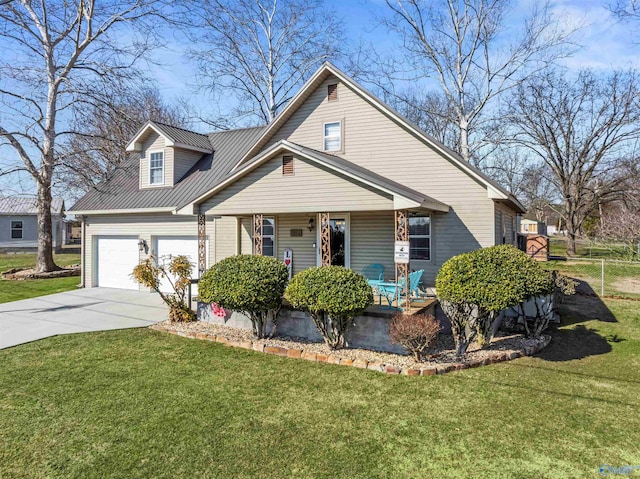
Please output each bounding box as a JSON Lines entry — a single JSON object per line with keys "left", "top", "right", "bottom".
{"left": 1, "top": 295, "right": 639, "bottom": 478}
{"left": 550, "top": 237, "right": 637, "bottom": 260}
{"left": 0, "top": 253, "right": 81, "bottom": 303}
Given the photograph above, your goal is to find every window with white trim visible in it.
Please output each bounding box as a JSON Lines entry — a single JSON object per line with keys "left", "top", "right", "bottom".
{"left": 262, "top": 216, "right": 275, "bottom": 257}
{"left": 149, "top": 151, "right": 164, "bottom": 185}
{"left": 11, "top": 220, "right": 23, "bottom": 239}
{"left": 409, "top": 214, "right": 430, "bottom": 260}
{"left": 323, "top": 122, "right": 341, "bottom": 151}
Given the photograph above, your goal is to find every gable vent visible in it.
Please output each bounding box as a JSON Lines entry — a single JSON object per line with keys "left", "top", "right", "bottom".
{"left": 282, "top": 155, "right": 294, "bottom": 175}
{"left": 327, "top": 83, "right": 338, "bottom": 101}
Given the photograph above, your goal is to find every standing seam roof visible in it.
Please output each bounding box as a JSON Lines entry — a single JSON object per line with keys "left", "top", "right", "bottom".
{"left": 69, "top": 126, "right": 266, "bottom": 212}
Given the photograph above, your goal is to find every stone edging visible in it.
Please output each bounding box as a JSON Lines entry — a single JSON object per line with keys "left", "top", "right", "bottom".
{"left": 151, "top": 324, "right": 551, "bottom": 376}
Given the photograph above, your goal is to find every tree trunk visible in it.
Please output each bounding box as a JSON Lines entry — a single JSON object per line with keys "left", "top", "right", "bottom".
{"left": 35, "top": 182, "right": 59, "bottom": 273}
{"left": 459, "top": 117, "right": 470, "bottom": 162}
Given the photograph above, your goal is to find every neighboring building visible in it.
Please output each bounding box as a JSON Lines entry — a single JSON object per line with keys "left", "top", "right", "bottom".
{"left": 63, "top": 219, "right": 82, "bottom": 245}
{"left": 0, "top": 197, "right": 64, "bottom": 252}
{"left": 69, "top": 62, "right": 525, "bottom": 291}
{"left": 520, "top": 218, "right": 547, "bottom": 236}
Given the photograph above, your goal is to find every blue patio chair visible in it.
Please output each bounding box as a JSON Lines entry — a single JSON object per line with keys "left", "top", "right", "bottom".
{"left": 378, "top": 269, "right": 424, "bottom": 310}
{"left": 362, "top": 263, "right": 385, "bottom": 289}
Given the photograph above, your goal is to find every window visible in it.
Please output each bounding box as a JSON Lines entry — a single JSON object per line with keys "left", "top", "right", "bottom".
{"left": 282, "top": 155, "right": 294, "bottom": 175}
{"left": 323, "top": 122, "right": 341, "bottom": 151}
{"left": 327, "top": 83, "right": 338, "bottom": 101}
{"left": 262, "top": 217, "right": 275, "bottom": 257}
{"left": 11, "top": 220, "right": 23, "bottom": 239}
{"left": 409, "top": 214, "right": 430, "bottom": 260}
{"left": 149, "top": 151, "right": 164, "bottom": 185}
{"left": 500, "top": 211, "right": 507, "bottom": 244}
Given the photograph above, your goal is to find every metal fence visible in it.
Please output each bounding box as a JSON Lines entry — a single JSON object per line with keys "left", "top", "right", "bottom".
{"left": 542, "top": 257, "right": 640, "bottom": 299}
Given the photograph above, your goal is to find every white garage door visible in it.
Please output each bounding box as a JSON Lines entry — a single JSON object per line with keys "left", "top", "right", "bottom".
{"left": 96, "top": 236, "right": 140, "bottom": 290}
{"left": 155, "top": 236, "right": 207, "bottom": 294}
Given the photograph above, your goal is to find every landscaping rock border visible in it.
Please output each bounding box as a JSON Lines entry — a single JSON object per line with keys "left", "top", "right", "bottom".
{"left": 1, "top": 266, "right": 80, "bottom": 280}
{"left": 151, "top": 322, "right": 551, "bottom": 376}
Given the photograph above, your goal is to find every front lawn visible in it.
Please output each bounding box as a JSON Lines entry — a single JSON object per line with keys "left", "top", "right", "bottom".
{"left": 1, "top": 294, "right": 639, "bottom": 478}
{"left": 0, "top": 253, "right": 81, "bottom": 303}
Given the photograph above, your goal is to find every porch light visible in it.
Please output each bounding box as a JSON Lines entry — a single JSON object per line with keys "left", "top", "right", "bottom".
{"left": 138, "top": 238, "right": 148, "bottom": 254}
{"left": 308, "top": 217, "right": 315, "bottom": 232}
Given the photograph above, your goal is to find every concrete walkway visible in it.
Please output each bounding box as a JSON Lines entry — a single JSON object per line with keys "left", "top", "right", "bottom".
{"left": 0, "top": 288, "right": 166, "bottom": 349}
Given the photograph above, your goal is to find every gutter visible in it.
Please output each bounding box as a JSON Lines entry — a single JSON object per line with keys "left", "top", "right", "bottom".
{"left": 68, "top": 207, "right": 177, "bottom": 216}
{"left": 80, "top": 216, "right": 85, "bottom": 288}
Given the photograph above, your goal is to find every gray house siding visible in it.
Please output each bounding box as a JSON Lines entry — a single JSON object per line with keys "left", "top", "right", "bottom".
{"left": 0, "top": 214, "right": 62, "bottom": 251}
{"left": 200, "top": 154, "right": 394, "bottom": 216}
{"left": 139, "top": 131, "right": 173, "bottom": 188}
{"left": 265, "top": 75, "right": 496, "bottom": 260}
{"left": 495, "top": 202, "right": 518, "bottom": 246}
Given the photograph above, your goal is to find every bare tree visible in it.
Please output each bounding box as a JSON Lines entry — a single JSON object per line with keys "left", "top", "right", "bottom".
{"left": 386, "top": 89, "right": 460, "bottom": 151}
{"left": 0, "top": 0, "right": 166, "bottom": 272}
{"left": 184, "top": 0, "right": 345, "bottom": 125}
{"left": 508, "top": 69, "right": 640, "bottom": 256}
{"left": 598, "top": 201, "right": 640, "bottom": 259}
{"left": 57, "top": 83, "right": 191, "bottom": 199}
{"left": 610, "top": 0, "right": 640, "bottom": 20}
{"left": 377, "top": 0, "right": 575, "bottom": 164}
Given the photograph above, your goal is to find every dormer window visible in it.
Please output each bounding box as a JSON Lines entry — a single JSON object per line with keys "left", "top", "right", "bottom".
{"left": 323, "top": 122, "right": 341, "bottom": 152}
{"left": 149, "top": 151, "right": 164, "bottom": 185}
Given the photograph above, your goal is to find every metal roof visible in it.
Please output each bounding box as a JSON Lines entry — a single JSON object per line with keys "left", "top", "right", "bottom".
{"left": 150, "top": 121, "right": 214, "bottom": 151}
{"left": 0, "top": 197, "right": 64, "bottom": 215}
{"left": 70, "top": 126, "right": 266, "bottom": 213}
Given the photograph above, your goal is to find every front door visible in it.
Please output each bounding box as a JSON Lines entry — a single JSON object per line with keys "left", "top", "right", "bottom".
{"left": 317, "top": 213, "right": 350, "bottom": 267}
{"left": 330, "top": 218, "right": 346, "bottom": 266}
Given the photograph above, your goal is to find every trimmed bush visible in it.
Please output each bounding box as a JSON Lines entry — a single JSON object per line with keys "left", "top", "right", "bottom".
{"left": 389, "top": 313, "right": 441, "bottom": 361}
{"left": 198, "top": 255, "right": 289, "bottom": 338}
{"left": 436, "top": 245, "right": 553, "bottom": 355}
{"left": 132, "top": 255, "right": 196, "bottom": 322}
{"left": 284, "top": 266, "right": 373, "bottom": 349}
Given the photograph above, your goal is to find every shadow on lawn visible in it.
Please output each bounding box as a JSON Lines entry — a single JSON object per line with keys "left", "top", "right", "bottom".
{"left": 536, "top": 281, "right": 619, "bottom": 362}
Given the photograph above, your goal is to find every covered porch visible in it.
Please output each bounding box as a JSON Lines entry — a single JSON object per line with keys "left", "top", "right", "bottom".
{"left": 196, "top": 209, "right": 441, "bottom": 314}
{"left": 186, "top": 140, "right": 450, "bottom": 314}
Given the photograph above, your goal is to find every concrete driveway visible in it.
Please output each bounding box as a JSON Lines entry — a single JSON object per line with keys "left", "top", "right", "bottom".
{"left": 0, "top": 288, "right": 166, "bottom": 349}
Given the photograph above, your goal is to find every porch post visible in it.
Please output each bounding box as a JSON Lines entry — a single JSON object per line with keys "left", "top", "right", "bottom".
{"left": 395, "top": 209, "right": 410, "bottom": 309}
{"left": 320, "top": 212, "right": 331, "bottom": 267}
{"left": 197, "top": 214, "right": 206, "bottom": 276}
{"left": 253, "top": 214, "right": 263, "bottom": 255}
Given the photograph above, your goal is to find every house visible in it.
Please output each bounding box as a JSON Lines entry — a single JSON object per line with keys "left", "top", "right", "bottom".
{"left": 69, "top": 62, "right": 524, "bottom": 293}
{"left": 520, "top": 218, "right": 547, "bottom": 236}
{"left": 0, "top": 197, "right": 64, "bottom": 253}
{"left": 63, "top": 219, "right": 82, "bottom": 245}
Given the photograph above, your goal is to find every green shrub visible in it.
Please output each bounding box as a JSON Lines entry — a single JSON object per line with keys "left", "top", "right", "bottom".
{"left": 389, "top": 313, "right": 441, "bottom": 361}
{"left": 198, "top": 255, "right": 288, "bottom": 338}
{"left": 284, "top": 266, "right": 373, "bottom": 349}
{"left": 436, "top": 245, "right": 553, "bottom": 355}
{"left": 132, "top": 255, "right": 196, "bottom": 322}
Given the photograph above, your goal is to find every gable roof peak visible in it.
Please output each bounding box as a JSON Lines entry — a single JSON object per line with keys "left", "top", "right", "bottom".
{"left": 232, "top": 61, "right": 524, "bottom": 213}
{"left": 126, "top": 120, "right": 213, "bottom": 154}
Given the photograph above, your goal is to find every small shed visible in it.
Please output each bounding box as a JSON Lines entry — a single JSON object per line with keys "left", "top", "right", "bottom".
{"left": 525, "top": 234, "right": 549, "bottom": 261}
{"left": 520, "top": 219, "right": 547, "bottom": 236}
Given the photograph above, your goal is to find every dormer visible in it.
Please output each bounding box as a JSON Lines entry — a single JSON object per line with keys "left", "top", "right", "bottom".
{"left": 126, "top": 121, "right": 213, "bottom": 189}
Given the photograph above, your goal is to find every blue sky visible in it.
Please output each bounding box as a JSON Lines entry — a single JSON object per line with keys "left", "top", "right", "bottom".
{"left": 149, "top": 0, "right": 640, "bottom": 103}
{"left": 1, "top": 0, "right": 639, "bottom": 199}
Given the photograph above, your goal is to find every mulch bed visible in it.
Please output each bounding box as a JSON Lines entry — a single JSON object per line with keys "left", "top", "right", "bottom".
{"left": 152, "top": 320, "right": 551, "bottom": 376}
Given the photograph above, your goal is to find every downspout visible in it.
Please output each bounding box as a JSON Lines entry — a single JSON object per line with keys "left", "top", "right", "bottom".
{"left": 80, "top": 215, "right": 86, "bottom": 288}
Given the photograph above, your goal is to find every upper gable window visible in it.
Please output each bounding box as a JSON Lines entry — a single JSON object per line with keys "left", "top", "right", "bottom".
{"left": 149, "top": 151, "right": 164, "bottom": 185}
{"left": 323, "top": 122, "right": 341, "bottom": 152}
{"left": 327, "top": 83, "right": 338, "bottom": 101}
